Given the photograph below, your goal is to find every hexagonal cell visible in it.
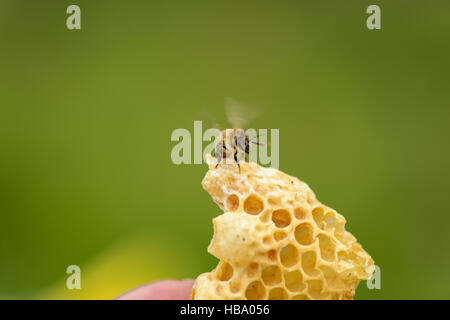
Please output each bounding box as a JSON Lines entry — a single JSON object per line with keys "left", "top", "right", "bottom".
{"left": 215, "top": 284, "right": 223, "bottom": 295}
{"left": 271, "top": 209, "right": 292, "bottom": 228}
{"left": 226, "top": 194, "right": 240, "bottom": 212}
{"left": 229, "top": 279, "right": 241, "bottom": 293}
{"left": 324, "top": 211, "right": 337, "bottom": 228}
{"left": 268, "top": 249, "right": 277, "bottom": 262}
{"left": 216, "top": 262, "right": 233, "bottom": 281}
{"left": 268, "top": 287, "right": 288, "bottom": 300}
{"left": 247, "top": 263, "right": 259, "bottom": 278}
{"left": 284, "top": 270, "right": 306, "bottom": 292}
{"left": 244, "top": 194, "right": 264, "bottom": 215}
{"left": 259, "top": 210, "right": 271, "bottom": 223}
{"left": 330, "top": 292, "right": 340, "bottom": 300}
{"left": 274, "top": 230, "right": 287, "bottom": 242}
{"left": 312, "top": 206, "right": 325, "bottom": 229}
{"left": 318, "top": 234, "right": 337, "bottom": 262}
{"left": 279, "top": 244, "right": 299, "bottom": 268}
{"left": 334, "top": 223, "right": 346, "bottom": 242}
{"left": 301, "top": 251, "right": 320, "bottom": 277}
{"left": 294, "top": 206, "right": 309, "bottom": 220}
{"left": 319, "top": 265, "right": 338, "bottom": 289}
{"left": 337, "top": 250, "right": 350, "bottom": 263}
{"left": 307, "top": 280, "right": 325, "bottom": 299}
{"left": 263, "top": 236, "right": 272, "bottom": 245}
{"left": 338, "top": 249, "right": 365, "bottom": 278}
{"left": 294, "top": 222, "right": 314, "bottom": 246}
{"left": 261, "top": 265, "right": 282, "bottom": 286}
{"left": 268, "top": 195, "right": 282, "bottom": 206}
{"left": 245, "top": 281, "right": 266, "bottom": 300}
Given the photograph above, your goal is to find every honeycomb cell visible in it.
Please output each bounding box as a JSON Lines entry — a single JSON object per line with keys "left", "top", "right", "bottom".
{"left": 279, "top": 244, "right": 299, "bottom": 268}
{"left": 284, "top": 270, "right": 305, "bottom": 292}
{"left": 229, "top": 280, "right": 241, "bottom": 293}
{"left": 330, "top": 292, "right": 340, "bottom": 300}
{"left": 337, "top": 250, "right": 350, "bottom": 263}
{"left": 318, "top": 234, "right": 336, "bottom": 262}
{"left": 216, "top": 262, "right": 233, "bottom": 281}
{"left": 244, "top": 194, "right": 264, "bottom": 215}
{"left": 215, "top": 285, "right": 223, "bottom": 295}
{"left": 294, "top": 223, "right": 314, "bottom": 246}
{"left": 301, "top": 251, "right": 319, "bottom": 276}
{"left": 247, "top": 263, "right": 259, "bottom": 277}
{"left": 268, "top": 195, "right": 282, "bottom": 206}
{"left": 307, "top": 280, "right": 324, "bottom": 299}
{"left": 294, "top": 206, "right": 308, "bottom": 220}
{"left": 324, "top": 211, "right": 337, "bottom": 227}
{"left": 334, "top": 223, "right": 346, "bottom": 242}
{"left": 272, "top": 209, "right": 291, "bottom": 228}
{"left": 245, "top": 281, "right": 266, "bottom": 300}
{"left": 261, "top": 265, "right": 282, "bottom": 286}
{"left": 319, "top": 265, "right": 338, "bottom": 288}
{"left": 259, "top": 210, "right": 271, "bottom": 223}
{"left": 263, "top": 236, "right": 272, "bottom": 245}
{"left": 268, "top": 287, "right": 288, "bottom": 300}
{"left": 226, "top": 194, "right": 240, "bottom": 212}
{"left": 312, "top": 206, "right": 325, "bottom": 228}
{"left": 274, "top": 230, "right": 287, "bottom": 242}
{"left": 268, "top": 250, "right": 277, "bottom": 262}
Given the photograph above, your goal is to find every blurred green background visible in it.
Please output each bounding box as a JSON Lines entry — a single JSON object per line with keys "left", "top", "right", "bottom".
{"left": 0, "top": 0, "right": 449, "bottom": 299}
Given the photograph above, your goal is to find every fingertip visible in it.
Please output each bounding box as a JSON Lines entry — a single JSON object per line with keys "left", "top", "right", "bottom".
{"left": 116, "top": 279, "right": 195, "bottom": 300}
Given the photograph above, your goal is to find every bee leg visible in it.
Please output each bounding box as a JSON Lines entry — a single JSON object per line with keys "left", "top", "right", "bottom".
{"left": 215, "top": 154, "right": 222, "bottom": 168}
{"left": 234, "top": 149, "right": 241, "bottom": 174}
{"left": 215, "top": 144, "right": 227, "bottom": 168}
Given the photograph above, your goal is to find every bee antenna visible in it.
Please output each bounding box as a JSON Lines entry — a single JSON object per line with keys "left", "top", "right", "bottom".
{"left": 249, "top": 133, "right": 266, "bottom": 141}
{"left": 251, "top": 141, "right": 266, "bottom": 146}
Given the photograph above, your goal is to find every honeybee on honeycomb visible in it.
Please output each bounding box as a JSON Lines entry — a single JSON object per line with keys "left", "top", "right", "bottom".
{"left": 214, "top": 98, "right": 263, "bottom": 173}
{"left": 191, "top": 104, "right": 375, "bottom": 299}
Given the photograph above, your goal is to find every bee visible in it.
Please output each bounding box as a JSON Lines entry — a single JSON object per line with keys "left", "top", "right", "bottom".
{"left": 214, "top": 98, "right": 263, "bottom": 173}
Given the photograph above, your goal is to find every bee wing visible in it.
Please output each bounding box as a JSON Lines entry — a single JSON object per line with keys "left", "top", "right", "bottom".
{"left": 224, "top": 97, "right": 261, "bottom": 129}
{"left": 197, "top": 109, "right": 223, "bottom": 130}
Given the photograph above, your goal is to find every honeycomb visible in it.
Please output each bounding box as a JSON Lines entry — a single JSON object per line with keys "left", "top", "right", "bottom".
{"left": 191, "top": 155, "right": 374, "bottom": 300}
